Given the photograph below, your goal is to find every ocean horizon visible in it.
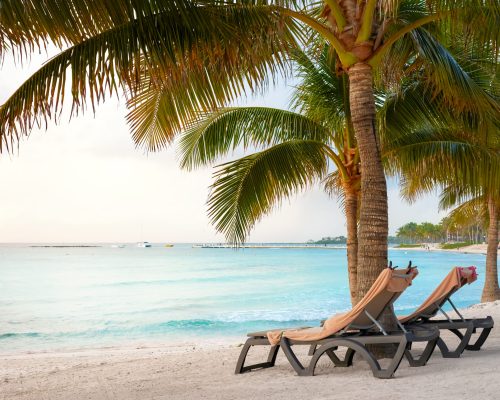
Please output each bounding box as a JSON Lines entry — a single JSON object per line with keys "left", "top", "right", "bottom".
{"left": 0, "top": 243, "right": 485, "bottom": 354}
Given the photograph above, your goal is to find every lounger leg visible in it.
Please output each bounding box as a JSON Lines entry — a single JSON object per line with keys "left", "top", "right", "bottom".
{"left": 436, "top": 324, "right": 474, "bottom": 358}
{"left": 308, "top": 344, "right": 317, "bottom": 356}
{"left": 404, "top": 336, "right": 438, "bottom": 367}
{"left": 465, "top": 327, "right": 492, "bottom": 351}
{"left": 372, "top": 336, "right": 408, "bottom": 379}
{"left": 280, "top": 338, "right": 308, "bottom": 376}
{"left": 306, "top": 338, "right": 405, "bottom": 379}
{"left": 305, "top": 340, "right": 376, "bottom": 377}
{"left": 326, "top": 347, "right": 355, "bottom": 367}
{"left": 235, "top": 338, "right": 279, "bottom": 374}
{"left": 267, "top": 344, "right": 280, "bottom": 366}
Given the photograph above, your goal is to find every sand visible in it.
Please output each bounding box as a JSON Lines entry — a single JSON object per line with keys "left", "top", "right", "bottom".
{"left": 1, "top": 301, "right": 499, "bottom": 400}
{"left": 393, "top": 243, "right": 496, "bottom": 255}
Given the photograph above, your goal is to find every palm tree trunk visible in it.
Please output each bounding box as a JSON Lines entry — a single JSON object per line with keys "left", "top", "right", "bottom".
{"left": 348, "top": 63, "right": 393, "bottom": 357}
{"left": 348, "top": 63, "right": 388, "bottom": 297}
{"left": 345, "top": 190, "right": 358, "bottom": 306}
{"left": 481, "top": 196, "right": 499, "bottom": 302}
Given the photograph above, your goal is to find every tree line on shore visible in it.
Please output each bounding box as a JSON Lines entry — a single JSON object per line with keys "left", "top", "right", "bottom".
{"left": 312, "top": 212, "right": 490, "bottom": 246}
{"left": 396, "top": 218, "right": 488, "bottom": 245}
{"left": 310, "top": 236, "right": 401, "bottom": 245}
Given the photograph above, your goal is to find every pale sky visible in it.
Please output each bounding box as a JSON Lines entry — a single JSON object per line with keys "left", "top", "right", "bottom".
{"left": 0, "top": 50, "right": 446, "bottom": 243}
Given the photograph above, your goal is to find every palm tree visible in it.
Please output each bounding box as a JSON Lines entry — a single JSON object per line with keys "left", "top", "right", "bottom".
{"left": 396, "top": 222, "right": 419, "bottom": 243}
{"left": 179, "top": 37, "right": 497, "bottom": 306}
{"left": 180, "top": 48, "right": 363, "bottom": 304}
{"left": 382, "top": 51, "right": 500, "bottom": 301}
{"left": 403, "top": 173, "right": 499, "bottom": 304}
{"left": 444, "top": 190, "right": 499, "bottom": 302}
{"left": 441, "top": 192, "right": 499, "bottom": 301}
{"left": 0, "top": 1, "right": 498, "bottom": 298}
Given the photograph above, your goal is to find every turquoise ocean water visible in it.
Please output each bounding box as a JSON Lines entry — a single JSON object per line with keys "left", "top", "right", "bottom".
{"left": 0, "top": 244, "right": 485, "bottom": 353}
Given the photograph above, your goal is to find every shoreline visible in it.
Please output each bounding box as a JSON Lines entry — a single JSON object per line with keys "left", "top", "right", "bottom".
{"left": 1, "top": 301, "right": 498, "bottom": 400}
{"left": 391, "top": 243, "right": 494, "bottom": 255}
{"left": 0, "top": 336, "right": 244, "bottom": 359}
{"left": 194, "top": 244, "right": 492, "bottom": 254}
{"left": 193, "top": 244, "right": 348, "bottom": 249}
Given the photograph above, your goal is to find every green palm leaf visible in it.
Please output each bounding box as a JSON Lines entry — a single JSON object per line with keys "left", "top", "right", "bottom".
{"left": 409, "top": 27, "right": 499, "bottom": 116}
{"left": 132, "top": 45, "right": 349, "bottom": 155}
{"left": 179, "top": 107, "right": 330, "bottom": 169}
{"left": 444, "top": 196, "right": 488, "bottom": 228}
{"left": 291, "top": 47, "right": 348, "bottom": 136}
{"left": 439, "top": 185, "right": 487, "bottom": 211}
{"left": 208, "top": 139, "right": 330, "bottom": 243}
{"left": 0, "top": 1, "right": 309, "bottom": 57}
{"left": 431, "top": 1, "right": 500, "bottom": 54}
{"left": 0, "top": 3, "right": 299, "bottom": 151}
{"left": 388, "top": 128, "right": 499, "bottom": 200}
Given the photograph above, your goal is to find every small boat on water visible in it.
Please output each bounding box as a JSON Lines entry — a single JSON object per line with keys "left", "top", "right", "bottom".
{"left": 110, "top": 244, "right": 125, "bottom": 248}
{"left": 137, "top": 242, "right": 152, "bottom": 248}
{"left": 164, "top": 244, "right": 174, "bottom": 248}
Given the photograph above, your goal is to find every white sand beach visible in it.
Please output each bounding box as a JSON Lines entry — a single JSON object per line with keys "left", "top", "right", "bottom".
{"left": 1, "top": 301, "right": 499, "bottom": 400}
{"left": 393, "top": 243, "right": 497, "bottom": 255}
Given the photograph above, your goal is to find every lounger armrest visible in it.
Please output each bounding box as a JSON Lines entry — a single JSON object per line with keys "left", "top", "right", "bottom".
{"left": 247, "top": 326, "right": 312, "bottom": 338}
{"left": 473, "top": 315, "right": 494, "bottom": 328}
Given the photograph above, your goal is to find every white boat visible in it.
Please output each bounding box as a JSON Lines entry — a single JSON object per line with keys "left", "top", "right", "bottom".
{"left": 137, "top": 242, "right": 152, "bottom": 248}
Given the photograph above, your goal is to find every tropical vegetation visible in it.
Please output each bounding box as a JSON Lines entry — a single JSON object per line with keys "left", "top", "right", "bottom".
{"left": 395, "top": 219, "right": 488, "bottom": 245}
{"left": 380, "top": 29, "right": 499, "bottom": 301}
{"left": 179, "top": 42, "right": 499, "bottom": 305}
{"left": 396, "top": 222, "right": 446, "bottom": 243}
{"left": 179, "top": 47, "right": 363, "bottom": 303}
{"left": 440, "top": 242, "right": 473, "bottom": 250}
{"left": 0, "top": 1, "right": 498, "bottom": 303}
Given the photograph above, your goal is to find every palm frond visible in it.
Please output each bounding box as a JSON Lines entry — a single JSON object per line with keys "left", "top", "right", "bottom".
{"left": 446, "top": 202, "right": 488, "bottom": 229}
{"left": 431, "top": 0, "right": 500, "bottom": 56}
{"left": 179, "top": 107, "right": 330, "bottom": 169}
{"left": 0, "top": 0, "right": 134, "bottom": 56}
{"left": 0, "top": 1, "right": 310, "bottom": 57}
{"left": 0, "top": 3, "right": 300, "bottom": 152}
{"left": 322, "top": 170, "right": 346, "bottom": 211}
{"left": 207, "top": 139, "right": 330, "bottom": 244}
{"left": 379, "top": 80, "right": 451, "bottom": 142}
{"left": 409, "top": 27, "right": 499, "bottom": 117}
{"left": 439, "top": 185, "right": 485, "bottom": 210}
{"left": 323, "top": 170, "right": 343, "bottom": 199}
{"left": 374, "top": 0, "right": 431, "bottom": 89}
{"left": 290, "top": 47, "right": 348, "bottom": 135}
{"left": 392, "top": 129, "right": 500, "bottom": 202}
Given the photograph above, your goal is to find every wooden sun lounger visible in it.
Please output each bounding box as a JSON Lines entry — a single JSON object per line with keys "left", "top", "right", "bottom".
{"left": 235, "top": 267, "right": 440, "bottom": 379}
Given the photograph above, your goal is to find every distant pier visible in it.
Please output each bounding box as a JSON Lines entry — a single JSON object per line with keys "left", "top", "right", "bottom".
{"left": 192, "top": 244, "right": 347, "bottom": 249}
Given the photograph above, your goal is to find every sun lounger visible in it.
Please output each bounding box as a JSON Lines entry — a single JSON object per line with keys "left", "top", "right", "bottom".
{"left": 400, "top": 266, "right": 494, "bottom": 358}
{"left": 235, "top": 267, "right": 439, "bottom": 379}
